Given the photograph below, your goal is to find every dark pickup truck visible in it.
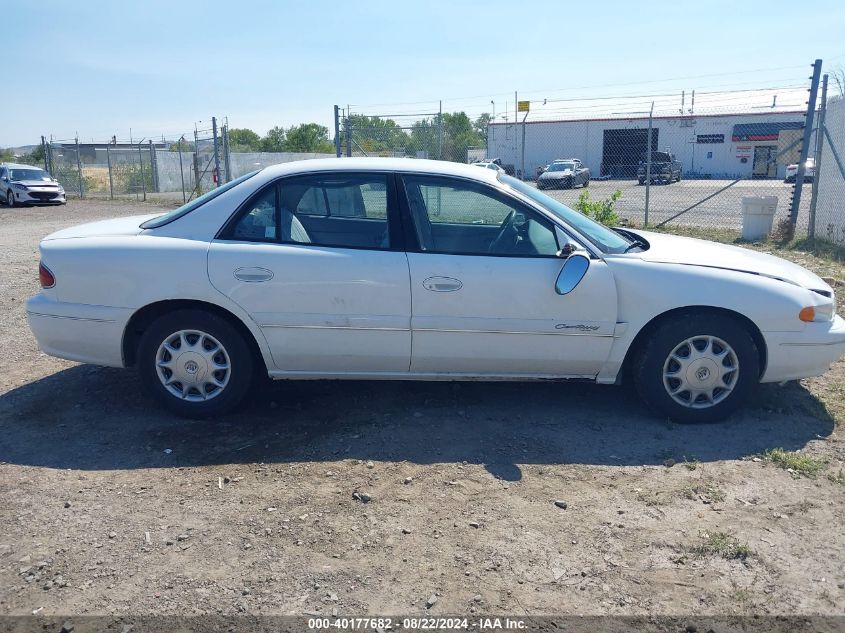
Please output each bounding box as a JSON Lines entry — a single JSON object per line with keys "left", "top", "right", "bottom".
{"left": 637, "top": 152, "right": 682, "bottom": 185}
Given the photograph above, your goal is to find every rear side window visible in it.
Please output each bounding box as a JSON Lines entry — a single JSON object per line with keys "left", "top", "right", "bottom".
{"left": 141, "top": 171, "right": 258, "bottom": 229}
{"left": 224, "top": 173, "right": 393, "bottom": 250}
{"left": 231, "top": 187, "right": 277, "bottom": 241}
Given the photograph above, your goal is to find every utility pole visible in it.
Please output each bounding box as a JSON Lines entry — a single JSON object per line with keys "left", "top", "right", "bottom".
{"left": 789, "top": 58, "right": 822, "bottom": 226}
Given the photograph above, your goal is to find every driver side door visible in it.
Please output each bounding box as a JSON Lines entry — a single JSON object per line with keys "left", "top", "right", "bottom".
{"left": 399, "top": 174, "right": 618, "bottom": 377}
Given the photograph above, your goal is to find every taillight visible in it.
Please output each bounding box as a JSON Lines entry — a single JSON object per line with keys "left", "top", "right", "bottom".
{"left": 39, "top": 261, "right": 55, "bottom": 289}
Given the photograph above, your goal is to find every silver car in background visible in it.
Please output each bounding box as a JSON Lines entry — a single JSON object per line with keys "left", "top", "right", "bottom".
{"left": 537, "top": 159, "right": 591, "bottom": 189}
{"left": 0, "top": 163, "right": 66, "bottom": 207}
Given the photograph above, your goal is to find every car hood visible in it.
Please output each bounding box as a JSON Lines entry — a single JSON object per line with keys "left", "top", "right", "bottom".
{"left": 540, "top": 170, "right": 572, "bottom": 178}
{"left": 13, "top": 179, "right": 60, "bottom": 187}
{"left": 42, "top": 213, "right": 162, "bottom": 241}
{"left": 629, "top": 229, "right": 830, "bottom": 291}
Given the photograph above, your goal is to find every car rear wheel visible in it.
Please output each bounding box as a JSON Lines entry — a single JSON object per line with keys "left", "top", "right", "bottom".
{"left": 633, "top": 313, "right": 759, "bottom": 423}
{"left": 138, "top": 309, "right": 254, "bottom": 418}
{"left": 583, "top": 178, "right": 590, "bottom": 187}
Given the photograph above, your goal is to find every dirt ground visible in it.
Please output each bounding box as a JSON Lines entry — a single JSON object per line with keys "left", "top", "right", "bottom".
{"left": 1, "top": 199, "right": 844, "bottom": 620}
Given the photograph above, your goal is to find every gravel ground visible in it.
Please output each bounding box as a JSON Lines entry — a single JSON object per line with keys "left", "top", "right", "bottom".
{"left": 534, "top": 179, "right": 812, "bottom": 231}
{"left": 1, "top": 199, "right": 844, "bottom": 620}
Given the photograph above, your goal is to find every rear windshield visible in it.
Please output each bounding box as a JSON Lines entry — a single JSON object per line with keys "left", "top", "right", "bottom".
{"left": 140, "top": 171, "right": 258, "bottom": 229}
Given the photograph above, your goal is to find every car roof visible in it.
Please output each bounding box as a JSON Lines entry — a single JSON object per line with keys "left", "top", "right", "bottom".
{"left": 259, "top": 157, "right": 501, "bottom": 184}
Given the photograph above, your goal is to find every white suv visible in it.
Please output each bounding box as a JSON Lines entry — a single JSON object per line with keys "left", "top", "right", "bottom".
{"left": 0, "top": 163, "right": 66, "bottom": 207}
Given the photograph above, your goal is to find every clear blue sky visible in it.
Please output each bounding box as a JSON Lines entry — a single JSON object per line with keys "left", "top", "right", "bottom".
{"left": 2, "top": 0, "right": 844, "bottom": 146}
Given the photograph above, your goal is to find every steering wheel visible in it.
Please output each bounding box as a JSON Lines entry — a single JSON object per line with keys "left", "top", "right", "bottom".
{"left": 488, "top": 210, "right": 516, "bottom": 253}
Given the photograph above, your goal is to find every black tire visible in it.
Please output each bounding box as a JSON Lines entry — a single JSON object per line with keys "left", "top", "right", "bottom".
{"left": 137, "top": 309, "right": 254, "bottom": 418}
{"left": 7, "top": 190, "right": 15, "bottom": 207}
{"left": 637, "top": 179, "right": 645, "bottom": 186}
{"left": 633, "top": 313, "right": 759, "bottom": 423}
{"left": 583, "top": 178, "right": 590, "bottom": 188}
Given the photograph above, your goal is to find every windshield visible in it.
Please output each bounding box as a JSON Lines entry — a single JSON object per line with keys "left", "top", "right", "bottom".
{"left": 10, "top": 168, "right": 50, "bottom": 181}
{"left": 140, "top": 171, "right": 259, "bottom": 229}
{"left": 499, "top": 174, "right": 632, "bottom": 253}
{"left": 548, "top": 162, "right": 575, "bottom": 172}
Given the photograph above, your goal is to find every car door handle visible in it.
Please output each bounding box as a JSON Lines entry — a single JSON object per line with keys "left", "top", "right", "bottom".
{"left": 422, "top": 276, "right": 463, "bottom": 292}
{"left": 234, "top": 267, "right": 274, "bottom": 282}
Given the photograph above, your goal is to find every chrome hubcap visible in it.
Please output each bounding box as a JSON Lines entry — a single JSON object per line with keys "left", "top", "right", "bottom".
{"left": 662, "top": 335, "right": 739, "bottom": 409}
{"left": 155, "top": 330, "right": 230, "bottom": 402}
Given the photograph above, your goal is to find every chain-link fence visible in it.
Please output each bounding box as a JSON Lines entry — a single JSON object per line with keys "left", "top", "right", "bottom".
{"left": 811, "top": 89, "right": 845, "bottom": 245}
{"left": 41, "top": 118, "right": 334, "bottom": 205}
{"left": 335, "top": 61, "right": 837, "bottom": 241}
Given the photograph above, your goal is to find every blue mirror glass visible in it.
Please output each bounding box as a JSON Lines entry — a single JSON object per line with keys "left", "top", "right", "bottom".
{"left": 555, "top": 254, "right": 590, "bottom": 295}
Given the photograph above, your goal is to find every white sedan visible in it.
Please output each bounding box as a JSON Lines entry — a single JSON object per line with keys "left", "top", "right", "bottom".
{"left": 27, "top": 158, "right": 845, "bottom": 422}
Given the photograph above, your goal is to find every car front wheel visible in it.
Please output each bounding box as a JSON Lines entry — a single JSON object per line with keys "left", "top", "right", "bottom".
{"left": 7, "top": 191, "right": 15, "bottom": 207}
{"left": 138, "top": 309, "right": 254, "bottom": 418}
{"left": 633, "top": 313, "right": 759, "bottom": 423}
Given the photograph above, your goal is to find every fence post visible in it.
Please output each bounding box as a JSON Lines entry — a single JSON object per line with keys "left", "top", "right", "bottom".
{"left": 106, "top": 144, "right": 114, "bottom": 200}
{"left": 222, "top": 125, "right": 231, "bottom": 183}
{"left": 438, "top": 100, "right": 443, "bottom": 160}
{"left": 789, "top": 58, "right": 822, "bottom": 227}
{"left": 178, "top": 137, "right": 186, "bottom": 204}
{"left": 41, "top": 136, "right": 48, "bottom": 172}
{"left": 75, "top": 136, "right": 84, "bottom": 199}
{"left": 644, "top": 102, "right": 654, "bottom": 227}
{"left": 212, "top": 116, "right": 221, "bottom": 188}
{"left": 808, "top": 74, "right": 828, "bottom": 240}
{"left": 138, "top": 141, "right": 146, "bottom": 202}
{"left": 47, "top": 138, "right": 54, "bottom": 177}
{"left": 334, "top": 105, "right": 341, "bottom": 158}
{"left": 345, "top": 116, "right": 352, "bottom": 158}
{"left": 149, "top": 140, "right": 158, "bottom": 193}
{"left": 193, "top": 129, "right": 201, "bottom": 195}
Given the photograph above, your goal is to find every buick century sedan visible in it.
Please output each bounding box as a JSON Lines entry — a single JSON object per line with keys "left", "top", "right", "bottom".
{"left": 27, "top": 158, "right": 845, "bottom": 422}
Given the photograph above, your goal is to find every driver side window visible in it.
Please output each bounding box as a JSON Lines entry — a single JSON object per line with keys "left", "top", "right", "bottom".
{"left": 401, "top": 175, "right": 558, "bottom": 257}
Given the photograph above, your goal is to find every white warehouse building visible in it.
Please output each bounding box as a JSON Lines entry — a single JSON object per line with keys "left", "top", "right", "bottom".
{"left": 486, "top": 110, "right": 807, "bottom": 181}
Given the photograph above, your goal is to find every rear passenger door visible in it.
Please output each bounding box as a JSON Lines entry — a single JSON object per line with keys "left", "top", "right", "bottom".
{"left": 208, "top": 172, "right": 412, "bottom": 375}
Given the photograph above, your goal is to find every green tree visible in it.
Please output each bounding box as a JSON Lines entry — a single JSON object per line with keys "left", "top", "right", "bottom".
{"left": 284, "top": 123, "right": 334, "bottom": 153}
{"left": 0, "top": 147, "right": 16, "bottom": 162}
{"left": 261, "top": 126, "right": 287, "bottom": 152}
{"left": 473, "top": 113, "right": 492, "bottom": 145}
{"left": 169, "top": 139, "right": 193, "bottom": 152}
{"left": 346, "top": 115, "right": 409, "bottom": 154}
{"left": 228, "top": 128, "right": 261, "bottom": 152}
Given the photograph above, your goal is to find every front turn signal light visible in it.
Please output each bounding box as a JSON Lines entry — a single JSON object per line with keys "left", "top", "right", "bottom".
{"left": 799, "top": 307, "right": 815, "bottom": 322}
{"left": 800, "top": 304, "right": 835, "bottom": 322}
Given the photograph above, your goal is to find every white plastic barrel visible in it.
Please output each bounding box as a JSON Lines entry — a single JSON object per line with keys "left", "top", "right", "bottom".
{"left": 741, "top": 196, "right": 778, "bottom": 241}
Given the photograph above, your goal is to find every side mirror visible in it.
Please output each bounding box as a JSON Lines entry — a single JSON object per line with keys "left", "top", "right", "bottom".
{"left": 555, "top": 254, "right": 590, "bottom": 295}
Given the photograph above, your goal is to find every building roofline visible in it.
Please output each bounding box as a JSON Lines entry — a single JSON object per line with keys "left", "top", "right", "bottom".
{"left": 489, "top": 110, "right": 806, "bottom": 127}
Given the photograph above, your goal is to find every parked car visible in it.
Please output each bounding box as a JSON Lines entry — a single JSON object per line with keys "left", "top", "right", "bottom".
{"left": 1, "top": 163, "right": 66, "bottom": 206}
{"left": 537, "top": 159, "right": 590, "bottom": 189}
{"left": 472, "top": 161, "right": 506, "bottom": 174}
{"left": 637, "top": 152, "right": 682, "bottom": 184}
{"left": 27, "top": 158, "right": 844, "bottom": 422}
{"left": 784, "top": 158, "right": 815, "bottom": 183}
